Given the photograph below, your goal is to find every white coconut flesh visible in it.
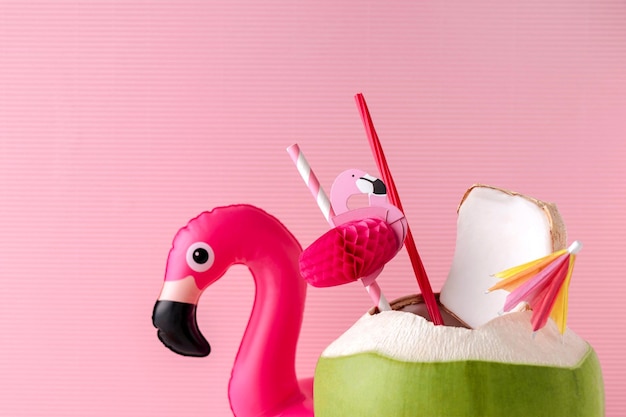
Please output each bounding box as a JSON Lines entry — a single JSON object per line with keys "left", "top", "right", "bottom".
{"left": 440, "top": 185, "right": 566, "bottom": 329}
{"left": 320, "top": 309, "right": 589, "bottom": 367}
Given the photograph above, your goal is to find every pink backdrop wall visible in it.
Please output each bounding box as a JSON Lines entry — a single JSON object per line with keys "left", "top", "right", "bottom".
{"left": 1, "top": 1, "right": 624, "bottom": 415}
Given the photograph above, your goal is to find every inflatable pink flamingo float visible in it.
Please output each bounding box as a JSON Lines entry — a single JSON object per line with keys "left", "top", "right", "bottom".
{"left": 152, "top": 204, "right": 313, "bottom": 417}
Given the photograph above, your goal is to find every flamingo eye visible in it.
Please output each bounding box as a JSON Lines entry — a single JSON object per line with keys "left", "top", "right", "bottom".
{"left": 186, "top": 242, "right": 215, "bottom": 272}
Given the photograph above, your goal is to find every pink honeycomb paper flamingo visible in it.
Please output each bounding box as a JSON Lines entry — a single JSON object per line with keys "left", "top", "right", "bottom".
{"left": 152, "top": 205, "right": 313, "bottom": 417}
{"left": 299, "top": 169, "right": 408, "bottom": 311}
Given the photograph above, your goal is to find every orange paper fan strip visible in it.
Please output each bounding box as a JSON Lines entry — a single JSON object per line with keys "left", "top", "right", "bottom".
{"left": 489, "top": 250, "right": 567, "bottom": 293}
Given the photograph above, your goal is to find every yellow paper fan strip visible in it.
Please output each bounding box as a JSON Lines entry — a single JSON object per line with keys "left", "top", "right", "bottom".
{"left": 550, "top": 255, "right": 576, "bottom": 334}
{"left": 489, "top": 250, "right": 567, "bottom": 292}
{"left": 493, "top": 249, "right": 566, "bottom": 278}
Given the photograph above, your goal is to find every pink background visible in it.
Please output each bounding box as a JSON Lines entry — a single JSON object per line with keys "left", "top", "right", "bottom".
{"left": 0, "top": 1, "right": 624, "bottom": 416}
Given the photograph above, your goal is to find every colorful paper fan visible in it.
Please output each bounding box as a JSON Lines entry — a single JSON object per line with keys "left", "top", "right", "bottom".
{"left": 488, "top": 241, "right": 582, "bottom": 334}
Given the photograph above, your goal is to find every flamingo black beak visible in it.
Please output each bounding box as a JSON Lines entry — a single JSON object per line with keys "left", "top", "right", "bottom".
{"left": 152, "top": 300, "right": 211, "bottom": 357}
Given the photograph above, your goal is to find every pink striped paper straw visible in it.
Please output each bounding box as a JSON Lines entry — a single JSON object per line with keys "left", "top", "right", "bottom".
{"left": 363, "top": 278, "right": 392, "bottom": 312}
{"left": 286, "top": 144, "right": 336, "bottom": 225}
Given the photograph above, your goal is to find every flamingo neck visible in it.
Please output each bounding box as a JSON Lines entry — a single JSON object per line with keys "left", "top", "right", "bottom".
{"left": 369, "top": 193, "right": 390, "bottom": 207}
{"left": 226, "top": 208, "right": 307, "bottom": 417}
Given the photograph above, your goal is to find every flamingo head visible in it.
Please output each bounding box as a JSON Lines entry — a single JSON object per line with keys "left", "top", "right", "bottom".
{"left": 330, "top": 169, "right": 387, "bottom": 214}
{"left": 152, "top": 207, "right": 241, "bottom": 357}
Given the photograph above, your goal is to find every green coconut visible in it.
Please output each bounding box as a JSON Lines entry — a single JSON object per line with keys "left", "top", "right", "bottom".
{"left": 314, "top": 306, "right": 603, "bottom": 416}
{"left": 314, "top": 185, "right": 604, "bottom": 416}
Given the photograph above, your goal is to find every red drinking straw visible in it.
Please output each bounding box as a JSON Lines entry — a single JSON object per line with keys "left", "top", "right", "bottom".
{"left": 355, "top": 93, "right": 444, "bottom": 325}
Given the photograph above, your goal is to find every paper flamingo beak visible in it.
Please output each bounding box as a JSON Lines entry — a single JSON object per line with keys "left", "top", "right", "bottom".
{"left": 152, "top": 300, "right": 211, "bottom": 357}
{"left": 357, "top": 175, "right": 387, "bottom": 195}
